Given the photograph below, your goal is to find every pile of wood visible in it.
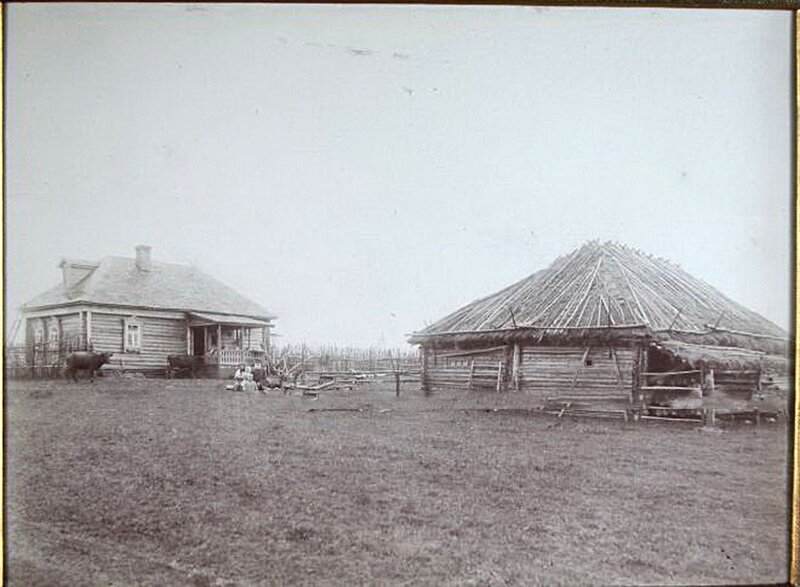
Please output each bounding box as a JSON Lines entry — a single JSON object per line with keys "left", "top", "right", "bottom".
{"left": 543, "top": 398, "right": 631, "bottom": 421}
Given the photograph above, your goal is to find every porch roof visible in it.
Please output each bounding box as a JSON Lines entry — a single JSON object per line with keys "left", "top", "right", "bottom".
{"left": 189, "top": 312, "right": 271, "bottom": 328}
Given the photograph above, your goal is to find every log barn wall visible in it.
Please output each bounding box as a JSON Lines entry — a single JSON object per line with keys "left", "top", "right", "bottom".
{"left": 518, "top": 346, "right": 635, "bottom": 399}
{"left": 91, "top": 313, "right": 187, "bottom": 373}
{"left": 713, "top": 370, "right": 761, "bottom": 397}
{"left": 426, "top": 348, "right": 505, "bottom": 390}
{"left": 423, "top": 343, "right": 636, "bottom": 399}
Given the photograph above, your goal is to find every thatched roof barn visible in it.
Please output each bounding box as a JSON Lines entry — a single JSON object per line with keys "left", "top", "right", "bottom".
{"left": 409, "top": 241, "right": 789, "bottom": 402}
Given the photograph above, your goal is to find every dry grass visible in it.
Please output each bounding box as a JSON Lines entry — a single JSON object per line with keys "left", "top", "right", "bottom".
{"left": 6, "top": 377, "right": 789, "bottom": 586}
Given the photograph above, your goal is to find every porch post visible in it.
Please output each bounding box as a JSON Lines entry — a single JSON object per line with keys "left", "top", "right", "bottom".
{"left": 86, "top": 310, "right": 93, "bottom": 349}
{"left": 512, "top": 343, "right": 521, "bottom": 392}
{"left": 186, "top": 323, "right": 192, "bottom": 355}
{"left": 217, "top": 324, "right": 222, "bottom": 350}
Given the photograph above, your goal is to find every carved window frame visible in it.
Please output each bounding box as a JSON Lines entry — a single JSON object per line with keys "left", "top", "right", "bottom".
{"left": 123, "top": 316, "right": 143, "bottom": 353}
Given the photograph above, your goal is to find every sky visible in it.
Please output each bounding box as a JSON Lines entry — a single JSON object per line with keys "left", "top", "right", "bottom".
{"left": 6, "top": 4, "right": 793, "bottom": 348}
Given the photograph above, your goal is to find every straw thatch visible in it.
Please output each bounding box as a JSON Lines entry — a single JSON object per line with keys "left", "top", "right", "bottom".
{"left": 652, "top": 340, "right": 770, "bottom": 371}
{"left": 410, "top": 241, "right": 787, "bottom": 352}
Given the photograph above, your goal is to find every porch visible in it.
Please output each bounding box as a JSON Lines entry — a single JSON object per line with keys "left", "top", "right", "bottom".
{"left": 188, "top": 312, "right": 271, "bottom": 370}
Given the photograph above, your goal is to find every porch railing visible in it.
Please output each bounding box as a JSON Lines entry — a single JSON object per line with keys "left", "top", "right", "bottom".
{"left": 206, "top": 348, "right": 263, "bottom": 366}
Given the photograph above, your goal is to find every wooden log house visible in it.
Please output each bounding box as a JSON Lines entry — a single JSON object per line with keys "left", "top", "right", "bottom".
{"left": 409, "top": 241, "right": 790, "bottom": 405}
{"left": 21, "top": 245, "right": 275, "bottom": 377}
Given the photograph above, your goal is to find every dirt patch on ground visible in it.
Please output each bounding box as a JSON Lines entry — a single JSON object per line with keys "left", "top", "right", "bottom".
{"left": 5, "top": 378, "right": 789, "bottom": 585}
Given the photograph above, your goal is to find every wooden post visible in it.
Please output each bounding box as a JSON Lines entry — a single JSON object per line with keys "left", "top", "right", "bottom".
{"left": 512, "top": 343, "right": 521, "bottom": 392}
{"left": 86, "top": 310, "right": 93, "bottom": 350}
{"left": 395, "top": 371, "right": 400, "bottom": 397}
{"left": 502, "top": 345, "right": 512, "bottom": 393}
{"left": 469, "top": 360, "right": 475, "bottom": 391}
{"left": 217, "top": 324, "right": 222, "bottom": 355}
{"left": 421, "top": 347, "right": 430, "bottom": 396}
{"left": 703, "top": 408, "right": 716, "bottom": 425}
{"left": 699, "top": 363, "right": 706, "bottom": 395}
{"left": 496, "top": 361, "right": 503, "bottom": 392}
{"left": 570, "top": 348, "right": 590, "bottom": 393}
{"left": 610, "top": 346, "right": 623, "bottom": 389}
{"left": 639, "top": 345, "right": 649, "bottom": 403}
{"left": 186, "top": 324, "right": 192, "bottom": 355}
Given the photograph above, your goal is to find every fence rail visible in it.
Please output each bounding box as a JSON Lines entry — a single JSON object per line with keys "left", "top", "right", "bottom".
{"left": 6, "top": 334, "right": 91, "bottom": 379}
{"left": 267, "top": 343, "right": 420, "bottom": 375}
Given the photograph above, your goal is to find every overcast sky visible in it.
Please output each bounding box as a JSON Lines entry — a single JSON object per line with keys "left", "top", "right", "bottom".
{"left": 7, "top": 4, "right": 793, "bottom": 348}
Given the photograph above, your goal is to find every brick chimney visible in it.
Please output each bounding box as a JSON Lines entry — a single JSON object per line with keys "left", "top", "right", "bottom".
{"left": 135, "top": 245, "right": 152, "bottom": 272}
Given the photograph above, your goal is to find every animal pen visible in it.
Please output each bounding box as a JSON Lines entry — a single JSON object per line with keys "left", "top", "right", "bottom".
{"left": 409, "top": 241, "right": 790, "bottom": 421}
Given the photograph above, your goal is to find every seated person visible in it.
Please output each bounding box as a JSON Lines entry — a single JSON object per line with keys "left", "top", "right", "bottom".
{"left": 229, "top": 364, "right": 246, "bottom": 391}
{"left": 242, "top": 372, "right": 258, "bottom": 392}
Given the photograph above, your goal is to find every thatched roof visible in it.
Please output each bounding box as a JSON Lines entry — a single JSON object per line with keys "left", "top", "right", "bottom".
{"left": 410, "top": 241, "right": 786, "bottom": 350}
{"left": 24, "top": 256, "right": 274, "bottom": 320}
{"left": 652, "top": 340, "right": 775, "bottom": 371}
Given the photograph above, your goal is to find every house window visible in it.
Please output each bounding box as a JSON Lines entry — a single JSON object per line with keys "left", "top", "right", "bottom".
{"left": 124, "top": 317, "right": 142, "bottom": 352}
{"left": 33, "top": 321, "right": 44, "bottom": 345}
{"left": 48, "top": 322, "right": 60, "bottom": 350}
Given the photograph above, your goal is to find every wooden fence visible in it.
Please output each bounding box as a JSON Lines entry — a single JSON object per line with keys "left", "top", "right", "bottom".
{"left": 6, "top": 334, "right": 90, "bottom": 379}
{"left": 267, "top": 344, "right": 420, "bottom": 377}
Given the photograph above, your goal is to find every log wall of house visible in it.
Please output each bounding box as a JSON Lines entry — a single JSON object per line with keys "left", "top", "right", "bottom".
{"left": 59, "top": 313, "right": 83, "bottom": 339}
{"left": 25, "top": 318, "right": 43, "bottom": 346}
{"left": 92, "top": 313, "right": 188, "bottom": 373}
{"left": 519, "top": 346, "right": 635, "bottom": 399}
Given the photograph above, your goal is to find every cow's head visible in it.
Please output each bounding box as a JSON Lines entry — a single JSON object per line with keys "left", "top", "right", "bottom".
{"left": 98, "top": 352, "right": 113, "bottom": 366}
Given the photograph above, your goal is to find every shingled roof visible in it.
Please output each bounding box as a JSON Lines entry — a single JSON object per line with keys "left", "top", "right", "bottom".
{"left": 24, "top": 255, "right": 274, "bottom": 320}
{"left": 411, "top": 241, "right": 786, "bottom": 343}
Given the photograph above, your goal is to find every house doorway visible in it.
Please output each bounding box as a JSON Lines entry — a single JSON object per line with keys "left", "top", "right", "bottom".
{"left": 192, "top": 327, "right": 206, "bottom": 356}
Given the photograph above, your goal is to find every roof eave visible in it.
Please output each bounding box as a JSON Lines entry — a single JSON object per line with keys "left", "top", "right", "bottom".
{"left": 22, "top": 300, "right": 276, "bottom": 322}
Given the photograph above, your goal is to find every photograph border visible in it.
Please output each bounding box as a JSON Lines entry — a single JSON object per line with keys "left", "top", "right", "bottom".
{"left": 1, "top": 2, "right": 795, "bottom": 584}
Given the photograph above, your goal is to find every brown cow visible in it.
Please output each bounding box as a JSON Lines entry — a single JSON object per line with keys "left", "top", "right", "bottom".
{"left": 66, "top": 351, "right": 113, "bottom": 382}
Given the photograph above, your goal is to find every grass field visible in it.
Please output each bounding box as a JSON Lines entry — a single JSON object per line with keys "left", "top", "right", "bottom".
{"left": 6, "top": 377, "right": 790, "bottom": 586}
